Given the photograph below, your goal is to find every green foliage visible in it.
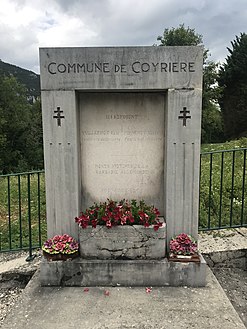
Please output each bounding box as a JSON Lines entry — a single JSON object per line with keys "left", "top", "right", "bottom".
{"left": 24, "top": 100, "right": 44, "bottom": 169}
{"left": 201, "top": 137, "right": 247, "bottom": 152}
{"left": 201, "top": 103, "right": 224, "bottom": 144}
{"left": 218, "top": 33, "right": 247, "bottom": 139}
{"left": 0, "top": 75, "right": 43, "bottom": 173}
{"left": 202, "top": 61, "right": 224, "bottom": 143}
{"left": 157, "top": 24, "right": 224, "bottom": 143}
{"left": 0, "top": 172, "right": 47, "bottom": 251}
{"left": 157, "top": 24, "right": 203, "bottom": 46}
{"left": 200, "top": 138, "right": 247, "bottom": 229}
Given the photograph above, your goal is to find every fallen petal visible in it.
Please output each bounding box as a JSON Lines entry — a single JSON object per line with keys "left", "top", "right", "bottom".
{"left": 104, "top": 290, "right": 110, "bottom": 296}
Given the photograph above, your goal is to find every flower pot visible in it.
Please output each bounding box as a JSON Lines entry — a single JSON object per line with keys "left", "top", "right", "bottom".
{"left": 168, "top": 253, "right": 201, "bottom": 263}
{"left": 43, "top": 251, "right": 79, "bottom": 261}
{"left": 79, "top": 220, "right": 166, "bottom": 260}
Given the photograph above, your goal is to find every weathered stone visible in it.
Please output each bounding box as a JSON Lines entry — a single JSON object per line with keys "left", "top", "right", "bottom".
{"left": 79, "top": 222, "right": 166, "bottom": 260}
{"left": 39, "top": 46, "right": 203, "bottom": 242}
{"left": 80, "top": 92, "right": 165, "bottom": 212}
{"left": 40, "top": 254, "right": 207, "bottom": 287}
{"left": 39, "top": 46, "right": 204, "bottom": 287}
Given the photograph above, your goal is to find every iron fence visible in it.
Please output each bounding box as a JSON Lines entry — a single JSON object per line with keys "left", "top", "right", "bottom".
{"left": 199, "top": 148, "right": 247, "bottom": 230}
{"left": 0, "top": 148, "right": 246, "bottom": 255}
{"left": 0, "top": 170, "right": 46, "bottom": 259}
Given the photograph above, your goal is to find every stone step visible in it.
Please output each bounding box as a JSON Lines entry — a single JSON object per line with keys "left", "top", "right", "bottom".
{"left": 40, "top": 254, "right": 207, "bottom": 287}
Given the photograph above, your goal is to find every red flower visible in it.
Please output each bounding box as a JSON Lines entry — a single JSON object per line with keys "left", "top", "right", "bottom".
{"left": 91, "top": 219, "right": 97, "bottom": 228}
{"left": 154, "top": 208, "right": 160, "bottom": 216}
{"left": 154, "top": 222, "right": 163, "bottom": 231}
{"left": 75, "top": 199, "right": 163, "bottom": 231}
{"left": 145, "top": 287, "right": 152, "bottom": 293}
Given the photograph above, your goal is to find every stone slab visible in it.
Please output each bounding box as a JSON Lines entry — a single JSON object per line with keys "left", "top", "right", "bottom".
{"left": 40, "top": 254, "right": 206, "bottom": 287}
{"left": 80, "top": 92, "right": 165, "bottom": 212}
{"left": 79, "top": 223, "right": 166, "bottom": 260}
{"left": 39, "top": 46, "right": 203, "bottom": 90}
{"left": 4, "top": 269, "right": 246, "bottom": 329}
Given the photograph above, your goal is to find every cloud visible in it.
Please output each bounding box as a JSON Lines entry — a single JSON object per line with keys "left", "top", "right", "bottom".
{"left": 0, "top": 0, "right": 246, "bottom": 72}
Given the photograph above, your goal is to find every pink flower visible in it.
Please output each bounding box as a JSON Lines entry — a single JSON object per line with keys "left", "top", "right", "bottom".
{"left": 146, "top": 287, "right": 152, "bottom": 293}
{"left": 120, "top": 216, "right": 127, "bottom": 225}
{"left": 53, "top": 235, "right": 61, "bottom": 243}
{"left": 54, "top": 242, "right": 66, "bottom": 251}
{"left": 44, "top": 239, "right": 53, "bottom": 248}
{"left": 106, "top": 220, "right": 112, "bottom": 228}
{"left": 170, "top": 233, "right": 198, "bottom": 255}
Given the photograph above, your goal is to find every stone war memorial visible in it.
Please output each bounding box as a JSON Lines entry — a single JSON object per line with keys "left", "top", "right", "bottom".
{"left": 39, "top": 46, "right": 206, "bottom": 287}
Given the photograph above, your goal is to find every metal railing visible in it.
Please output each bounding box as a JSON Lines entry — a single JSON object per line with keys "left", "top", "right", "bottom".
{"left": 0, "top": 170, "right": 46, "bottom": 259}
{"left": 0, "top": 148, "right": 246, "bottom": 255}
{"left": 199, "top": 148, "right": 247, "bottom": 230}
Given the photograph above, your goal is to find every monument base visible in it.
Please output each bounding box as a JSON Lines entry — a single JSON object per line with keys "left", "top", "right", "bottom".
{"left": 40, "top": 254, "right": 207, "bottom": 287}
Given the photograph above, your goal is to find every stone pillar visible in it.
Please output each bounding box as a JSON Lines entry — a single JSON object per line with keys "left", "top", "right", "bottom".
{"left": 165, "top": 88, "right": 202, "bottom": 243}
{"left": 41, "top": 90, "right": 80, "bottom": 238}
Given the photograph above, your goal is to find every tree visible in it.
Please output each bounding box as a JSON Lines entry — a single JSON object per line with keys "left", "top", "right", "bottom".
{"left": 201, "top": 61, "right": 224, "bottom": 143}
{"left": 218, "top": 33, "right": 247, "bottom": 139}
{"left": 0, "top": 75, "right": 43, "bottom": 174}
{"left": 23, "top": 99, "right": 44, "bottom": 170}
{"left": 157, "top": 24, "right": 203, "bottom": 47}
{"left": 157, "top": 24, "right": 224, "bottom": 143}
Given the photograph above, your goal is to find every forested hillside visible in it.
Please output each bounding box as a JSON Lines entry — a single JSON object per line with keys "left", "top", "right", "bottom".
{"left": 0, "top": 60, "right": 40, "bottom": 100}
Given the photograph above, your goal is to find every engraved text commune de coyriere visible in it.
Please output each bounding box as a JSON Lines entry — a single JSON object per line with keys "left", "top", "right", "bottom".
{"left": 47, "top": 61, "right": 195, "bottom": 74}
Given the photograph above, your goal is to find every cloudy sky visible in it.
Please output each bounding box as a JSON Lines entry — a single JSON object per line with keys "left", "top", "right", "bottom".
{"left": 1, "top": 0, "right": 246, "bottom": 73}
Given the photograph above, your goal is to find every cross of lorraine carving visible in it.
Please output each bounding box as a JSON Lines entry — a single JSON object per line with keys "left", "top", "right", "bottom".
{"left": 53, "top": 107, "right": 65, "bottom": 127}
{"left": 178, "top": 107, "right": 191, "bottom": 126}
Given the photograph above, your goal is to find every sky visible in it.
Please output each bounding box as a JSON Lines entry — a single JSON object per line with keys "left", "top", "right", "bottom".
{"left": 0, "top": 0, "right": 247, "bottom": 74}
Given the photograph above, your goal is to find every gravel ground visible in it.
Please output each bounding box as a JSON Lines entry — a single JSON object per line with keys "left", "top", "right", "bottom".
{"left": 0, "top": 250, "right": 41, "bottom": 327}
{"left": 212, "top": 267, "right": 247, "bottom": 328}
{"left": 0, "top": 286, "right": 24, "bottom": 326}
{"left": 0, "top": 250, "right": 246, "bottom": 328}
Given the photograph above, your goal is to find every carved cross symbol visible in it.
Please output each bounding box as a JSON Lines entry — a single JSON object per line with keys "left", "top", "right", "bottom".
{"left": 53, "top": 107, "right": 65, "bottom": 126}
{"left": 178, "top": 107, "right": 191, "bottom": 126}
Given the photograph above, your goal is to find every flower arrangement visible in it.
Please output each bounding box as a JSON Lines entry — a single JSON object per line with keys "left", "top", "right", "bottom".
{"left": 42, "top": 234, "right": 79, "bottom": 255}
{"left": 169, "top": 233, "right": 198, "bottom": 256}
{"left": 75, "top": 199, "right": 163, "bottom": 231}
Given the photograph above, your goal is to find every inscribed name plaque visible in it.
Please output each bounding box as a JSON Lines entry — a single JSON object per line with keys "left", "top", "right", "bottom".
{"left": 80, "top": 92, "right": 164, "bottom": 213}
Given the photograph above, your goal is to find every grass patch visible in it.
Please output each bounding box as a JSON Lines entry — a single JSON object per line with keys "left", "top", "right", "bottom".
{"left": 199, "top": 137, "right": 247, "bottom": 229}
{"left": 0, "top": 171, "right": 47, "bottom": 251}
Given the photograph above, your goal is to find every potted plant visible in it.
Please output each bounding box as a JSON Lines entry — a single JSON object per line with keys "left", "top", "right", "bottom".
{"left": 42, "top": 234, "right": 79, "bottom": 261}
{"left": 169, "top": 233, "right": 200, "bottom": 263}
{"left": 75, "top": 199, "right": 166, "bottom": 260}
